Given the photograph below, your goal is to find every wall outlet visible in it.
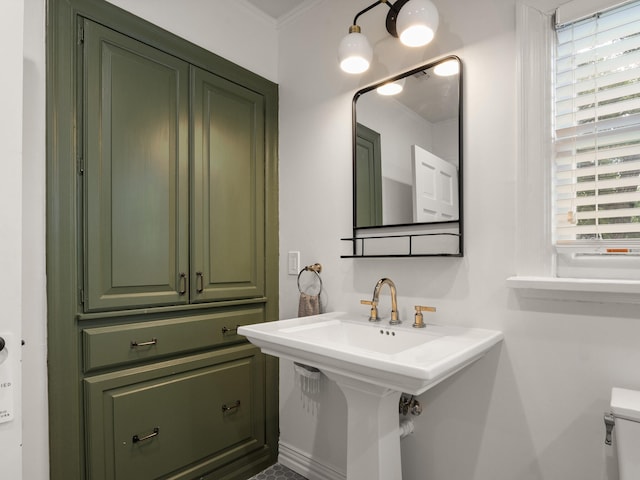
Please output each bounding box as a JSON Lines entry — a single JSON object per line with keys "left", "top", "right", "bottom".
{"left": 0, "top": 333, "right": 15, "bottom": 424}
{"left": 288, "top": 251, "right": 300, "bottom": 275}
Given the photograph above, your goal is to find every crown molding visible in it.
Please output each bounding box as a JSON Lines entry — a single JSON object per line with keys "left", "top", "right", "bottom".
{"left": 235, "top": 0, "right": 322, "bottom": 30}
{"left": 276, "top": 0, "right": 322, "bottom": 29}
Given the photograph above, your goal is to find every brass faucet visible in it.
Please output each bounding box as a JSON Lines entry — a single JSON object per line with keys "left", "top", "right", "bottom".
{"left": 361, "top": 278, "right": 400, "bottom": 324}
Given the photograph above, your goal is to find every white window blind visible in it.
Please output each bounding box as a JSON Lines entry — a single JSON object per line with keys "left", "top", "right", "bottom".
{"left": 554, "top": 0, "right": 640, "bottom": 254}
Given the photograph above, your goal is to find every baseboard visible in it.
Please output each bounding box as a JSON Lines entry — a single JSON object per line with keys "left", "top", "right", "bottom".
{"left": 278, "top": 441, "right": 346, "bottom": 480}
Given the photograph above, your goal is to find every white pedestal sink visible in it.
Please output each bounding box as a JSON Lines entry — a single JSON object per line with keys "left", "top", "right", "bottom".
{"left": 238, "top": 312, "right": 503, "bottom": 480}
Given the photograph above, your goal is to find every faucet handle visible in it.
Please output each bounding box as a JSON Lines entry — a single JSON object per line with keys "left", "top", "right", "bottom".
{"left": 413, "top": 305, "right": 436, "bottom": 328}
{"left": 415, "top": 305, "right": 436, "bottom": 313}
{"left": 360, "top": 300, "right": 379, "bottom": 322}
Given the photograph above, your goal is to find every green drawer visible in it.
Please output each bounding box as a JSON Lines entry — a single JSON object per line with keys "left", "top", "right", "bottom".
{"left": 84, "top": 345, "right": 265, "bottom": 480}
{"left": 83, "top": 308, "right": 264, "bottom": 372}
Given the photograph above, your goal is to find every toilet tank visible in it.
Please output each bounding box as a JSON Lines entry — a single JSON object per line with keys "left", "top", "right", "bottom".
{"left": 611, "top": 388, "right": 640, "bottom": 480}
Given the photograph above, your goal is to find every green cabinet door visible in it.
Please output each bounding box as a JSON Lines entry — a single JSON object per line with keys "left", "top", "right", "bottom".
{"left": 83, "top": 20, "right": 190, "bottom": 312}
{"left": 191, "top": 67, "right": 266, "bottom": 302}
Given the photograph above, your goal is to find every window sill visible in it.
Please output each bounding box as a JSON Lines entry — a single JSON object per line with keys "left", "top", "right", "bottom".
{"left": 506, "top": 276, "right": 640, "bottom": 304}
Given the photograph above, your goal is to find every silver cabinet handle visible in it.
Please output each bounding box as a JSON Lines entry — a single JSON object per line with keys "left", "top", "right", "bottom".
{"left": 132, "top": 427, "right": 159, "bottom": 444}
{"left": 130, "top": 338, "right": 157, "bottom": 348}
{"left": 222, "top": 400, "right": 241, "bottom": 413}
{"left": 221, "top": 325, "right": 239, "bottom": 335}
{"left": 196, "top": 272, "right": 204, "bottom": 293}
{"left": 178, "top": 273, "right": 187, "bottom": 295}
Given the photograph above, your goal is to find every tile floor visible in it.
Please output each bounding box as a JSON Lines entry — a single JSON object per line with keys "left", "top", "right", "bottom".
{"left": 248, "top": 463, "right": 307, "bottom": 480}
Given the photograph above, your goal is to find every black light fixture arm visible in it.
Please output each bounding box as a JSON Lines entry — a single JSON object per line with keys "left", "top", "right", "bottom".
{"left": 352, "top": 0, "right": 391, "bottom": 26}
{"left": 351, "top": 0, "right": 411, "bottom": 38}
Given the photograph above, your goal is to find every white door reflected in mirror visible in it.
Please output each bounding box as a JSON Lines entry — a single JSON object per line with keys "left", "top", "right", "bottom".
{"left": 412, "top": 144, "right": 459, "bottom": 222}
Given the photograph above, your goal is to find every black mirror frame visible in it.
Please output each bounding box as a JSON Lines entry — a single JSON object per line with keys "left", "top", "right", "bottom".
{"left": 347, "top": 55, "right": 464, "bottom": 257}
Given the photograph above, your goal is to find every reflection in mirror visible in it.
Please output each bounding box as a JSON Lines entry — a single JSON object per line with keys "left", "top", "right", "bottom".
{"left": 353, "top": 56, "right": 461, "bottom": 230}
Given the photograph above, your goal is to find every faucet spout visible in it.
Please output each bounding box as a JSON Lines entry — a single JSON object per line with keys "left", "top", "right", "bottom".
{"left": 372, "top": 278, "right": 400, "bottom": 325}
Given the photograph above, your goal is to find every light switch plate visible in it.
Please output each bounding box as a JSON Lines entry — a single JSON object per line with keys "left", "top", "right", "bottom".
{"left": 288, "top": 251, "right": 300, "bottom": 275}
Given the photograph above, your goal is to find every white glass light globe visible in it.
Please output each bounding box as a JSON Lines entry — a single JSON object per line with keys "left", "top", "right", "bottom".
{"left": 338, "top": 31, "right": 373, "bottom": 74}
{"left": 396, "top": 0, "right": 439, "bottom": 47}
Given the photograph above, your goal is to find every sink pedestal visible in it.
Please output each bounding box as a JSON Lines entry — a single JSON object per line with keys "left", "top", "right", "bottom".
{"left": 238, "top": 312, "right": 504, "bottom": 480}
{"left": 323, "top": 372, "right": 403, "bottom": 480}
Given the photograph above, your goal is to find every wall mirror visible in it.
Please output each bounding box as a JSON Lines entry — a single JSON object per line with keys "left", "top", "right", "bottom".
{"left": 346, "top": 55, "right": 463, "bottom": 257}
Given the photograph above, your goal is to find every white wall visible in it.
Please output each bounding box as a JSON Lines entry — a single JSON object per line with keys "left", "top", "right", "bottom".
{"left": 0, "top": 2, "right": 24, "bottom": 479}
{"left": 22, "top": 1, "right": 48, "bottom": 478}
{"left": 277, "top": 0, "right": 640, "bottom": 479}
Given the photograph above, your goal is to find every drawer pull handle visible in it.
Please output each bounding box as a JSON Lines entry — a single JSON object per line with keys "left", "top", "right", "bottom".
{"left": 222, "top": 400, "right": 241, "bottom": 413}
{"left": 221, "top": 325, "right": 239, "bottom": 335}
{"left": 130, "top": 338, "right": 157, "bottom": 348}
{"left": 132, "top": 427, "right": 159, "bottom": 444}
{"left": 196, "top": 272, "right": 204, "bottom": 293}
{"left": 178, "top": 273, "right": 187, "bottom": 295}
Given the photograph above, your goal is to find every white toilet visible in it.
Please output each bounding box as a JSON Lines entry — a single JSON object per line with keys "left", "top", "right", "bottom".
{"left": 609, "top": 388, "right": 640, "bottom": 479}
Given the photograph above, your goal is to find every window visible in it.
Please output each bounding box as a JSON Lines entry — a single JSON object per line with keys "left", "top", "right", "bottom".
{"left": 553, "top": 0, "right": 640, "bottom": 279}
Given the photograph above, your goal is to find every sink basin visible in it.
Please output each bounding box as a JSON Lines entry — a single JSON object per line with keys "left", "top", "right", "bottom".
{"left": 239, "top": 312, "right": 503, "bottom": 480}
{"left": 238, "top": 311, "right": 503, "bottom": 395}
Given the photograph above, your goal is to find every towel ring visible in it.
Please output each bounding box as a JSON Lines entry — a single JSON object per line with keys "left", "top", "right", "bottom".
{"left": 297, "top": 263, "right": 323, "bottom": 296}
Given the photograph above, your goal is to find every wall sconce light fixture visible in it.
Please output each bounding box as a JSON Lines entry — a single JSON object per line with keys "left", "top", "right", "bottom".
{"left": 338, "top": 0, "right": 439, "bottom": 74}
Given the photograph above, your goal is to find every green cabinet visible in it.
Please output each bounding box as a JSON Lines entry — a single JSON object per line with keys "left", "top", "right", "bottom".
{"left": 47, "top": 2, "right": 279, "bottom": 480}
{"left": 83, "top": 21, "right": 266, "bottom": 313}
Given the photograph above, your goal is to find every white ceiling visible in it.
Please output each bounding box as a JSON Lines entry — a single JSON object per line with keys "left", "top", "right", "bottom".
{"left": 245, "top": 0, "right": 316, "bottom": 21}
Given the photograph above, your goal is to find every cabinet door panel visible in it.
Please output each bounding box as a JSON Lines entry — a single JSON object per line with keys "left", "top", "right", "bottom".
{"left": 192, "top": 67, "right": 266, "bottom": 302}
{"left": 84, "top": 346, "right": 265, "bottom": 480}
{"left": 83, "top": 20, "right": 189, "bottom": 312}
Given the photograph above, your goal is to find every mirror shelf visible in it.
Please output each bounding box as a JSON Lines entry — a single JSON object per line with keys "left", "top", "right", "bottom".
{"left": 346, "top": 55, "right": 463, "bottom": 258}
{"left": 340, "top": 232, "right": 462, "bottom": 258}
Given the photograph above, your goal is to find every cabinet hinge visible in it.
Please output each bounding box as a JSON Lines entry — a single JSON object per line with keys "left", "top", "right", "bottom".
{"left": 78, "top": 26, "right": 84, "bottom": 44}
{"left": 79, "top": 288, "right": 85, "bottom": 306}
{"left": 77, "top": 155, "right": 84, "bottom": 175}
